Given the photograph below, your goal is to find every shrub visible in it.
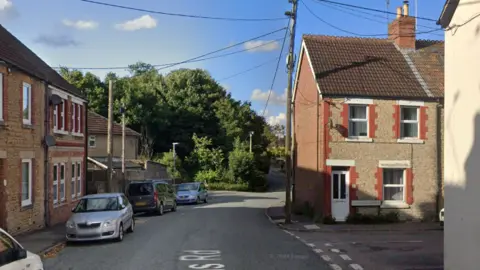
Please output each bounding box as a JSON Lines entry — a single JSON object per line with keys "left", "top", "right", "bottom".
{"left": 194, "top": 169, "right": 220, "bottom": 183}
{"left": 346, "top": 212, "right": 400, "bottom": 224}
{"left": 207, "top": 182, "right": 249, "bottom": 191}
{"left": 228, "top": 139, "right": 256, "bottom": 184}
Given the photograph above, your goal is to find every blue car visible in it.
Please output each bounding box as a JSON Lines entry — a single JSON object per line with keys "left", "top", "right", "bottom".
{"left": 176, "top": 182, "right": 208, "bottom": 204}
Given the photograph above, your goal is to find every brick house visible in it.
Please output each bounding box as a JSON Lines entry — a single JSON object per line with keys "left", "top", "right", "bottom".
{"left": 292, "top": 3, "right": 444, "bottom": 222}
{"left": 0, "top": 25, "right": 87, "bottom": 234}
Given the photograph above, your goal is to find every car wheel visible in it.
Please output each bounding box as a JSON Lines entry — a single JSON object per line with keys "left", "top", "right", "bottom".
{"left": 203, "top": 196, "right": 208, "bottom": 203}
{"left": 116, "top": 223, "right": 124, "bottom": 242}
{"left": 172, "top": 201, "right": 177, "bottom": 212}
{"left": 158, "top": 203, "right": 164, "bottom": 215}
{"left": 127, "top": 218, "right": 135, "bottom": 233}
{"left": 196, "top": 197, "right": 201, "bottom": 204}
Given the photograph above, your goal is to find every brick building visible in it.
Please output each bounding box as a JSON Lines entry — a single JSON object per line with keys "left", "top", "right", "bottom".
{"left": 0, "top": 25, "right": 87, "bottom": 234}
{"left": 292, "top": 3, "right": 444, "bottom": 222}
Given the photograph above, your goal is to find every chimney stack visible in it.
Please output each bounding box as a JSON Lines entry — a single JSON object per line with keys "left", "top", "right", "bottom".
{"left": 388, "top": 0, "right": 416, "bottom": 50}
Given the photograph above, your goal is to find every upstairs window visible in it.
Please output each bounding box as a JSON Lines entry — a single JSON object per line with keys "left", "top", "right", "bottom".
{"left": 400, "top": 106, "right": 419, "bottom": 138}
{"left": 22, "top": 83, "right": 31, "bottom": 125}
{"left": 348, "top": 105, "right": 368, "bottom": 137}
{"left": 53, "top": 101, "right": 65, "bottom": 132}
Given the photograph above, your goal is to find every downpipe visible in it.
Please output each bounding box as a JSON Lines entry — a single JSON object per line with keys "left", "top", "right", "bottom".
{"left": 43, "top": 82, "right": 51, "bottom": 228}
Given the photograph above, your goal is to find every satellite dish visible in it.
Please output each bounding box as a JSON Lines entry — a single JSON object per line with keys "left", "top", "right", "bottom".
{"left": 50, "top": 94, "right": 63, "bottom": 106}
{"left": 44, "top": 135, "right": 56, "bottom": 147}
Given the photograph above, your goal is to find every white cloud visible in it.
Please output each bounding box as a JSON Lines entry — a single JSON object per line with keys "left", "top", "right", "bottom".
{"left": 267, "top": 113, "right": 286, "bottom": 126}
{"left": 63, "top": 19, "right": 98, "bottom": 30}
{"left": 250, "top": 88, "right": 287, "bottom": 105}
{"left": 243, "top": 40, "right": 279, "bottom": 52}
{"left": 0, "top": 0, "right": 18, "bottom": 21}
{"left": 115, "top": 15, "right": 157, "bottom": 31}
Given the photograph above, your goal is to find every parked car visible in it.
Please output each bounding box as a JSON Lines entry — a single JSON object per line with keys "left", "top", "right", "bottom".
{"left": 0, "top": 227, "right": 44, "bottom": 270}
{"left": 65, "top": 193, "right": 135, "bottom": 243}
{"left": 176, "top": 182, "right": 208, "bottom": 204}
{"left": 126, "top": 180, "right": 177, "bottom": 215}
{"left": 439, "top": 208, "right": 444, "bottom": 227}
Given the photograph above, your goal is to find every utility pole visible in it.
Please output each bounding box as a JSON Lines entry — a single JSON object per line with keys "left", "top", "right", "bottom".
{"left": 249, "top": 131, "right": 254, "bottom": 153}
{"left": 284, "top": 0, "right": 298, "bottom": 224}
{"left": 172, "top": 142, "right": 179, "bottom": 185}
{"left": 107, "top": 80, "right": 114, "bottom": 192}
{"left": 121, "top": 103, "right": 126, "bottom": 174}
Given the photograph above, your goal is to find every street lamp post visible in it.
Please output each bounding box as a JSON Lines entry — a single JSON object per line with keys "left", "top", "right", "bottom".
{"left": 172, "top": 142, "right": 179, "bottom": 184}
{"left": 249, "top": 131, "right": 254, "bottom": 153}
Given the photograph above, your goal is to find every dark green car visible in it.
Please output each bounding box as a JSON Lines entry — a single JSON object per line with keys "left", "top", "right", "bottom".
{"left": 126, "top": 180, "right": 177, "bottom": 215}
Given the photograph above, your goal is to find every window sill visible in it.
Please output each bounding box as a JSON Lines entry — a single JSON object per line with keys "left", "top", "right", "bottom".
{"left": 54, "top": 201, "right": 67, "bottom": 208}
{"left": 351, "top": 200, "right": 381, "bottom": 206}
{"left": 345, "top": 137, "right": 373, "bottom": 143}
{"left": 54, "top": 130, "right": 69, "bottom": 135}
{"left": 22, "top": 124, "right": 34, "bottom": 129}
{"left": 380, "top": 201, "right": 410, "bottom": 209}
{"left": 72, "top": 132, "right": 84, "bottom": 137}
{"left": 397, "top": 138, "right": 424, "bottom": 144}
{"left": 20, "top": 203, "right": 33, "bottom": 211}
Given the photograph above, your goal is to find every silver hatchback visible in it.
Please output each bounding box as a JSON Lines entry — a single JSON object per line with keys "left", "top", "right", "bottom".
{"left": 66, "top": 193, "right": 135, "bottom": 242}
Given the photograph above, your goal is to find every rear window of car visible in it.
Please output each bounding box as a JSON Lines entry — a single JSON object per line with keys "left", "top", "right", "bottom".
{"left": 128, "top": 183, "right": 154, "bottom": 196}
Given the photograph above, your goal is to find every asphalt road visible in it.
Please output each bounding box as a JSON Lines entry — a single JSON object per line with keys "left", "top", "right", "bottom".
{"left": 42, "top": 186, "right": 332, "bottom": 269}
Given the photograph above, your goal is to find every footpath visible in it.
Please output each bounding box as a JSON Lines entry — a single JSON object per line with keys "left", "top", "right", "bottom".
{"left": 14, "top": 223, "right": 66, "bottom": 255}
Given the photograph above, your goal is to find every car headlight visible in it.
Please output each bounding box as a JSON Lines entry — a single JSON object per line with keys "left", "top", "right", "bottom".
{"left": 103, "top": 220, "right": 115, "bottom": 227}
{"left": 66, "top": 221, "right": 75, "bottom": 229}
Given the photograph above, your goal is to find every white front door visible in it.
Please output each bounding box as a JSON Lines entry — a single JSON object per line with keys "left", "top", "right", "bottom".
{"left": 331, "top": 171, "right": 349, "bottom": 222}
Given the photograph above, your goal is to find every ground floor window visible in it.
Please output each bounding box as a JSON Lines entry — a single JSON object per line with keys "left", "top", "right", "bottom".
{"left": 53, "top": 164, "right": 58, "bottom": 204}
{"left": 76, "top": 161, "right": 82, "bottom": 197}
{"left": 383, "top": 169, "right": 405, "bottom": 201}
{"left": 21, "top": 159, "right": 32, "bottom": 207}
{"left": 71, "top": 163, "right": 76, "bottom": 199}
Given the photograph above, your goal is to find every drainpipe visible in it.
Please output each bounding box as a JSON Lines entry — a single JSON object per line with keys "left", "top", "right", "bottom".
{"left": 43, "top": 82, "right": 51, "bottom": 228}
{"left": 84, "top": 102, "right": 89, "bottom": 195}
{"left": 435, "top": 100, "right": 443, "bottom": 219}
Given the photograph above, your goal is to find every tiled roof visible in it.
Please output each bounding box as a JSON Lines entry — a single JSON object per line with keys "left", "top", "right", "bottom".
{"left": 89, "top": 157, "right": 143, "bottom": 170}
{"left": 88, "top": 111, "right": 141, "bottom": 137}
{"left": 408, "top": 40, "right": 444, "bottom": 98}
{"left": 302, "top": 35, "right": 443, "bottom": 99}
{"left": 0, "top": 25, "right": 83, "bottom": 98}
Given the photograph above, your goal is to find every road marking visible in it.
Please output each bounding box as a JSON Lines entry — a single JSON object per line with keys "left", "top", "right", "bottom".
{"left": 321, "top": 255, "right": 331, "bottom": 262}
{"left": 306, "top": 243, "right": 315, "bottom": 248}
{"left": 330, "top": 264, "right": 342, "bottom": 270}
{"left": 340, "top": 254, "right": 351, "bottom": 261}
{"left": 313, "top": 249, "right": 323, "bottom": 253}
{"left": 331, "top": 248, "right": 340, "bottom": 253}
{"left": 325, "top": 243, "right": 333, "bottom": 247}
{"left": 304, "top": 224, "right": 320, "bottom": 230}
{"left": 349, "top": 264, "right": 364, "bottom": 270}
{"left": 179, "top": 250, "right": 225, "bottom": 269}
{"left": 283, "top": 230, "right": 294, "bottom": 236}
{"left": 295, "top": 236, "right": 301, "bottom": 239}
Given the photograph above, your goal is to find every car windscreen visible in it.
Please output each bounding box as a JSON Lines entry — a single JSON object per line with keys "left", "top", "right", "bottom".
{"left": 73, "top": 197, "right": 119, "bottom": 213}
{"left": 128, "top": 183, "right": 154, "bottom": 196}
{"left": 177, "top": 183, "right": 199, "bottom": 191}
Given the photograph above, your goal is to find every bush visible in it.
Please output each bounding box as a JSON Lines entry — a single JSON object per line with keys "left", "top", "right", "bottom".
{"left": 194, "top": 169, "right": 220, "bottom": 183}
{"left": 346, "top": 212, "right": 400, "bottom": 224}
{"left": 255, "top": 151, "right": 271, "bottom": 174}
{"left": 207, "top": 182, "right": 249, "bottom": 191}
{"left": 228, "top": 139, "right": 256, "bottom": 184}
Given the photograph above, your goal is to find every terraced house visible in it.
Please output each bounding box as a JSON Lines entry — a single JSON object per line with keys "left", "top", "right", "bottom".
{"left": 292, "top": 3, "right": 444, "bottom": 222}
{"left": 0, "top": 25, "right": 87, "bottom": 234}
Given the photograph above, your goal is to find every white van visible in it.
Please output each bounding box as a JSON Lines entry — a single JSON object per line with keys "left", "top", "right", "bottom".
{"left": 0, "top": 228, "right": 44, "bottom": 270}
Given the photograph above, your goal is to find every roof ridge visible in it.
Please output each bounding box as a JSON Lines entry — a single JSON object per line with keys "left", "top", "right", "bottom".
{"left": 302, "top": 34, "right": 391, "bottom": 42}
{"left": 89, "top": 110, "right": 141, "bottom": 136}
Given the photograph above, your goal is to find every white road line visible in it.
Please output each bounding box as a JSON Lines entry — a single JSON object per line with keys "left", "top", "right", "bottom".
{"left": 295, "top": 236, "right": 301, "bottom": 239}
{"left": 313, "top": 249, "right": 323, "bottom": 253}
{"left": 325, "top": 243, "right": 333, "bottom": 247}
{"left": 349, "top": 264, "right": 364, "bottom": 270}
{"left": 306, "top": 243, "right": 315, "bottom": 248}
{"left": 304, "top": 224, "right": 320, "bottom": 230}
{"left": 321, "top": 255, "right": 331, "bottom": 262}
{"left": 340, "top": 254, "right": 351, "bottom": 261}
{"left": 330, "top": 248, "right": 340, "bottom": 253}
{"left": 330, "top": 264, "right": 342, "bottom": 270}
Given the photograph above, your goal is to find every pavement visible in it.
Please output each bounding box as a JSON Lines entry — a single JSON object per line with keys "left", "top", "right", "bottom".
{"left": 15, "top": 223, "right": 66, "bottom": 254}
{"left": 35, "top": 169, "right": 335, "bottom": 270}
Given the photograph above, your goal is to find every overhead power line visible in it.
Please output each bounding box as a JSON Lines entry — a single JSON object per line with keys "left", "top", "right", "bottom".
{"left": 217, "top": 56, "right": 282, "bottom": 82}
{"left": 302, "top": 0, "right": 442, "bottom": 37}
{"left": 313, "top": 0, "right": 437, "bottom": 22}
{"left": 262, "top": 27, "right": 289, "bottom": 117}
{"left": 79, "top": 0, "right": 287, "bottom": 22}
{"left": 54, "top": 38, "right": 284, "bottom": 70}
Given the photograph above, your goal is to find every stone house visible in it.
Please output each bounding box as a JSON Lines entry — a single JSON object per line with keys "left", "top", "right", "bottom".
{"left": 438, "top": 0, "right": 479, "bottom": 268}
{"left": 0, "top": 25, "right": 87, "bottom": 234}
{"left": 292, "top": 2, "right": 444, "bottom": 222}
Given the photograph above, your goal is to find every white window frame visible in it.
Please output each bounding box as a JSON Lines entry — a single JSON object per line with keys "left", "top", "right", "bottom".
{"left": 72, "top": 101, "right": 84, "bottom": 136}
{"left": 400, "top": 106, "right": 420, "bottom": 139}
{"left": 382, "top": 168, "right": 406, "bottom": 202}
{"left": 348, "top": 104, "right": 369, "bottom": 138}
{"left": 0, "top": 73, "right": 3, "bottom": 121}
{"left": 88, "top": 135, "right": 96, "bottom": 148}
{"left": 76, "top": 161, "right": 82, "bottom": 197}
{"left": 60, "top": 163, "right": 66, "bottom": 202}
{"left": 71, "top": 162, "right": 76, "bottom": 199}
{"left": 53, "top": 105, "right": 58, "bottom": 130}
{"left": 71, "top": 102, "right": 75, "bottom": 132}
{"left": 60, "top": 101, "right": 65, "bottom": 131}
{"left": 21, "top": 159, "right": 32, "bottom": 207}
{"left": 22, "top": 82, "right": 31, "bottom": 125}
{"left": 53, "top": 164, "right": 58, "bottom": 204}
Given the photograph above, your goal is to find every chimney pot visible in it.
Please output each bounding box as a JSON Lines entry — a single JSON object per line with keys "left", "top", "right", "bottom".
{"left": 403, "top": 1, "right": 409, "bottom": 16}
{"left": 396, "top": 7, "right": 402, "bottom": 18}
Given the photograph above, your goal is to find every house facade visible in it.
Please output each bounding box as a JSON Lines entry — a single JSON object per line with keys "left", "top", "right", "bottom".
{"left": 0, "top": 25, "right": 87, "bottom": 234}
{"left": 293, "top": 3, "right": 444, "bottom": 222}
{"left": 87, "top": 110, "right": 140, "bottom": 159}
{"left": 438, "top": 0, "right": 479, "bottom": 268}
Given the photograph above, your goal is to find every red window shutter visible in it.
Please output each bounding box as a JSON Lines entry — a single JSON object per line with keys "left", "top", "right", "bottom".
{"left": 405, "top": 168, "right": 414, "bottom": 205}
{"left": 65, "top": 100, "right": 70, "bottom": 131}
{"left": 374, "top": 168, "right": 383, "bottom": 200}
{"left": 419, "top": 106, "right": 428, "bottom": 140}
{"left": 57, "top": 104, "right": 63, "bottom": 130}
{"left": 392, "top": 105, "right": 400, "bottom": 138}
{"left": 340, "top": 103, "right": 349, "bottom": 137}
{"left": 80, "top": 105, "right": 84, "bottom": 133}
{"left": 368, "top": 104, "right": 377, "bottom": 138}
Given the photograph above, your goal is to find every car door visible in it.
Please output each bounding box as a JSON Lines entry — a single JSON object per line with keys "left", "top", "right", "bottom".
{"left": 166, "top": 184, "right": 175, "bottom": 205}
{"left": 0, "top": 230, "right": 28, "bottom": 270}
{"left": 117, "top": 196, "right": 129, "bottom": 228}
{"left": 122, "top": 195, "right": 134, "bottom": 224}
{"left": 199, "top": 183, "right": 207, "bottom": 200}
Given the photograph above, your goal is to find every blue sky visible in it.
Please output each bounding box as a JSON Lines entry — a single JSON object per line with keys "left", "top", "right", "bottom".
{"left": 0, "top": 0, "right": 445, "bottom": 125}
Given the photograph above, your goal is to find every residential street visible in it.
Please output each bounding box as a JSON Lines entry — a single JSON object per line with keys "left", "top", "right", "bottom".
{"left": 42, "top": 180, "right": 332, "bottom": 269}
